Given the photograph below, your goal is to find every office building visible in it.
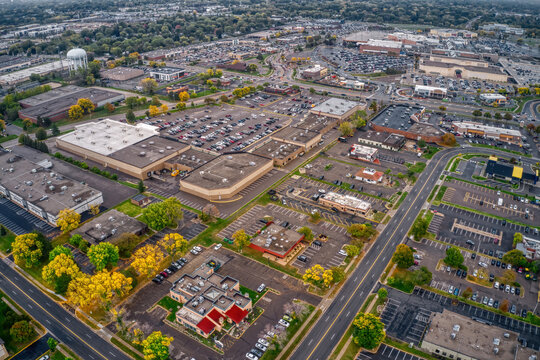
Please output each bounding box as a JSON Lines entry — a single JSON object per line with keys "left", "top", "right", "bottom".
{"left": 249, "top": 223, "right": 304, "bottom": 259}
{"left": 319, "top": 192, "right": 371, "bottom": 216}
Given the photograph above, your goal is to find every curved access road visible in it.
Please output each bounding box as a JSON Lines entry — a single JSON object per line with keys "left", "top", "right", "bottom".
{"left": 0, "top": 260, "right": 131, "bottom": 360}
{"left": 290, "top": 146, "right": 527, "bottom": 360}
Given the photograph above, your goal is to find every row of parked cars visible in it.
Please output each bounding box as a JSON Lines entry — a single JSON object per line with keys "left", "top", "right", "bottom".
{"left": 246, "top": 314, "right": 293, "bottom": 359}
{"left": 152, "top": 258, "right": 188, "bottom": 284}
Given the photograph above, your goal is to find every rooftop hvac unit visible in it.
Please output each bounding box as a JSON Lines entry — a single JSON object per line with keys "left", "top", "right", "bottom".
{"left": 149, "top": 141, "right": 155, "bottom": 145}
{"left": 166, "top": 146, "right": 172, "bottom": 150}
{"left": 139, "top": 152, "right": 146, "bottom": 156}
{"left": 49, "top": 185, "right": 55, "bottom": 191}
{"left": 159, "top": 149, "right": 164, "bottom": 153}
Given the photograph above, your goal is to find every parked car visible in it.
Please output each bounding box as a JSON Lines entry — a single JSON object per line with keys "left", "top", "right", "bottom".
{"left": 453, "top": 287, "right": 459, "bottom": 296}
{"left": 245, "top": 353, "right": 258, "bottom": 360}
{"left": 255, "top": 342, "right": 267, "bottom": 352}
{"left": 257, "top": 284, "right": 266, "bottom": 293}
{"left": 251, "top": 349, "right": 264, "bottom": 358}
{"left": 214, "top": 243, "right": 222, "bottom": 250}
{"left": 448, "top": 285, "right": 454, "bottom": 294}
{"left": 278, "top": 319, "right": 290, "bottom": 328}
{"left": 297, "top": 255, "right": 308, "bottom": 262}
{"left": 258, "top": 338, "right": 270, "bottom": 347}
{"left": 510, "top": 305, "right": 517, "bottom": 314}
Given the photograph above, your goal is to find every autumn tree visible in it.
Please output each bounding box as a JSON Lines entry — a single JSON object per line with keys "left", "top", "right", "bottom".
{"left": 344, "top": 244, "right": 361, "bottom": 257}
{"left": 500, "top": 299, "right": 510, "bottom": 312}
{"left": 67, "top": 270, "right": 132, "bottom": 309}
{"left": 140, "top": 77, "right": 158, "bottom": 94}
{"left": 56, "top": 209, "right": 81, "bottom": 233}
{"left": 136, "top": 331, "right": 173, "bottom": 360}
{"left": 12, "top": 233, "right": 47, "bottom": 268}
{"left": 90, "top": 204, "right": 100, "bottom": 216}
{"left": 157, "top": 233, "right": 188, "bottom": 258}
{"left": 131, "top": 244, "right": 165, "bottom": 278}
{"left": 303, "top": 264, "right": 333, "bottom": 287}
{"left": 159, "top": 104, "right": 168, "bottom": 114}
{"left": 347, "top": 223, "right": 376, "bottom": 242}
{"left": 104, "top": 103, "right": 115, "bottom": 113}
{"left": 339, "top": 121, "right": 354, "bottom": 137}
{"left": 148, "top": 105, "right": 160, "bottom": 117}
{"left": 392, "top": 244, "right": 414, "bottom": 269}
{"left": 88, "top": 242, "right": 120, "bottom": 271}
{"left": 68, "top": 104, "right": 84, "bottom": 121}
{"left": 176, "top": 102, "right": 186, "bottom": 110}
{"left": 352, "top": 313, "right": 385, "bottom": 350}
{"left": 142, "top": 197, "right": 184, "bottom": 230}
{"left": 77, "top": 98, "right": 95, "bottom": 114}
{"left": 48, "top": 245, "right": 72, "bottom": 261}
{"left": 178, "top": 91, "right": 190, "bottom": 102}
{"left": 10, "top": 320, "right": 35, "bottom": 343}
{"left": 441, "top": 133, "right": 456, "bottom": 146}
{"left": 232, "top": 229, "right": 250, "bottom": 252}
{"left": 42, "top": 253, "right": 80, "bottom": 288}
{"left": 502, "top": 249, "right": 527, "bottom": 267}
{"left": 444, "top": 247, "right": 464, "bottom": 268}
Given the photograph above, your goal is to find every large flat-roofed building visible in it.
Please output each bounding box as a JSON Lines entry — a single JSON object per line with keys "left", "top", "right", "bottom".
{"left": 309, "top": 98, "right": 365, "bottom": 121}
{"left": 319, "top": 191, "right": 371, "bottom": 216}
{"left": 271, "top": 126, "right": 322, "bottom": 151}
{"left": 370, "top": 104, "right": 443, "bottom": 143}
{"left": 100, "top": 67, "right": 145, "bottom": 81}
{"left": 149, "top": 67, "right": 185, "bottom": 81}
{"left": 251, "top": 139, "right": 303, "bottom": 167}
{"left": 170, "top": 260, "right": 252, "bottom": 338}
{"left": 451, "top": 121, "right": 522, "bottom": 145}
{"left": 302, "top": 65, "right": 328, "bottom": 80}
{"left": 348, "top": 144, "right": 379, "bottom": 163}
{"left": 429, "top": 29, "right": 478, "bottom": 38}
{"left": 479, "top": 93, "right": 507, "bottom": 106}
{"left": 357, "top": 131, "right": 405, "bottom": 151}
{"left": 0, "top": 60, "right": 69, "bottom": 86}
{"left": 179, "top": 152, "right": 273, "bottom": 200}
{"left": 165, "top": 148, "right": 218, "bottom": 172}
{"left": 359, "top": 39, "right": 402, "bottom": 56}
{"left": 56, "top": 119, "right": 191, "bottom": 179}
{"left": 420, "top": 56, "right": 508, "bottom": 82}
{"left": 19, "top": 87, "right": 125, "bottom": 123}
{"left": 414, "top": 85, "right": 447, "bottom": 99}
{"left": 0, "top": 151, "right": 103, "bottom": 226}
{"left": 73, "top": 209, "right": 147, "bottom": 245}
{"left": 295, "top": 114, "right": 339, "bottom": 135}
{"left": 250, "top": 223, "right": 304, "bottom": 258}
{"left": 422, "top": 309, "right": 534, "bottom": 360}
{"left": 19, "top": 85, "right": 83, "bottom": 108}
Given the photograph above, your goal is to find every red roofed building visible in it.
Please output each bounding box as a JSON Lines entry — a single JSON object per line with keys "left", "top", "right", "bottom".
{"left": 355, "top": 168, "right": 384, "bottom": 184}
{"left": 225, "top": 304, "right": 249, "bottom": 324}
{"left": 196, "top": 317, "right": 216, "bottom": 335}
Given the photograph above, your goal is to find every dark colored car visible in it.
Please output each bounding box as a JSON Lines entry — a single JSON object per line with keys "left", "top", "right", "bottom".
{"left": 471, "top": 253, "right": 477, "bottom": 260}
{"left": 297, "top": 255, "right": 308, "bottom": 262}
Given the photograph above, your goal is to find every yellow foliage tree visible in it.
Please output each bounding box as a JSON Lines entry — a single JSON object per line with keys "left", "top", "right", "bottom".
{"left": 178, "top": 91, "right": 190, "bottom": 102}
{"left": 68, "top": 105, "right": 84, "bottom": 121}
{"left": 56, "top": 209, "right": 81, "bottom": 234}
{"left": 42, "top": 253, "right": 80, "bottom": 285}
{"left": 12, "top": 233, "right": 45, "bottom": 268}
{"left": 303, "top": 264, "right": 334, "bottom": 287}
{"left": 77, "top": 98, "right": 95, "bottom": 114}
{"left": 131, "top": 244, "right": 165, "bottom": 279}
{"left": 157, "top": 233, "right": 188, "bottom": 258}
{"left": 148, "top": 105, "right": 160, "bottom": 117}
{"left": 159, "top": 104, "right": 168, "bottom": 114}
{"left": 206, "top": 68, "right": 214, "bottom": 77}
{"left": 90, "top": 204, "right": 100, "bottom": 216}
{"left": 67, "top": 270, "right": 132, "bottom": 309}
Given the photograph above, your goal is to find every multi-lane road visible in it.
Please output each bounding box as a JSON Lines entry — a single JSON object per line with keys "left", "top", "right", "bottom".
{"left": 290, "top": 146, "right": 524, "bottom": 360}
{"left": 0, "top": 259, "right": 131, "bottom": 360}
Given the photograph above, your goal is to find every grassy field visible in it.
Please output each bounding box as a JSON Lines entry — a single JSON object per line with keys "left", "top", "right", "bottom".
{"left": 0, "top": 230, "right": 16, "bottom": 253}
{"left": 0, "top": 134, "right": 17, "bottom": 143}
{"left": 115, "top": 199, "right": 143, "bottom": 217}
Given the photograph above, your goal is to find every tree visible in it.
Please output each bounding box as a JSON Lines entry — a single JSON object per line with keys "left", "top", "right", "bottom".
{"left": 47, "top": 337, "right": 58, "bottom": 352}
{"left": 513, "top": 232, "right": 523, "bottom": 248}
{"left": 176, "top": 102, "right": 186, "bottom": 110}
{"left": 90, "top": 204, "right": 100, "bottom": 216}
{"left": 125, "top": 96, "right": 139, "bottom": 109}
{"left": 56, "top": 209, "right": 81, "bottom": 233}
{"left": 10, "top": 320, "right": 35, "bottom": 343}
{"left": 331, "top": 267, "right": 345, "bottom": 284}
{"left": 201, "top": 204, "right": 220, "bottom": 222}
{"left": 484, "top": 112, "right": 491, "bottom": 118}
{"left": 413, "top": 266, "right": 432, "bottom": 285}
{"left": 141, "top": 198, "right": 183, "bottom": 230}
{"left": 462, "top": 287, "right": 473, "bottom": 299}
{"left": 77, "top": 98, "right": 95, "bottom": 114}
{"left": 503, "top": 112, "right": 513, "bottom": 120}
{"left": 105, "top": 103, "right": 115, "bottom": 113}
{"left": 55, "top": 273, "right": 72, "bottom": 295}
{"left": 494, "top": 112, "right": 502, "bottom": 120}
{"left": 140, "top": 78, "right": 158, "bottom": 95}
{"left": 441, "top": 133, "right": 456, "bottom": 146}
{"left": 88, "top": 242, "right": 120, "bottom": 271}
{"left": 51, "top": 123, "right": 60, "bottom": 136}
{"left": 352, "top": 313, "right": 385, "bottom": 350}
{"left": 502, "top": 249, "right": 527, "bottom": 268}
{"left": 49, "top": 245, "right": 72, "bottom": 261}
{"left": 151, "top": 96, "right": 161, "bottom": 106}
{"left": 500, "top": 299, "right": 510, "bottom": 312}
{"left": 69, "top": 234, "right": 82, "bottom": 247}
{"left": 502, "top": 269, "right": 516, "bottom": 284}
{"left": 298, "top": 226, "right": 314, "bottom": 242}
{"left": 303, "top": 264, "right": 333, "bottom": 287}
{"left": 344, "top": 244, "right": 361, "bottom": 257}
{"left": 377, "top": 288, "right": 388, "bottom": 302}
{"left": 42, "top": 253, "right": 80, "bottom": 286}
{"left": 309, "top": 210, "right": 321, "bottom": 223}
{"left": 444, "top": 247, "right": 464, "bottom": 268}
{"left": 410, "top": 217, "right": 429, "bottom": 241}
{"left": 438, "top": 105, "right": 446, "bottom": 111}
{"left": 148, "top": 105, "right": 160, "bottom": 117}
{"left": 347, "top": 223, "right": 376, "bottom": 241}
{"left": 131, "top": 244, "right": 165, "bottom": 278}
{"left": 339, "top": 121, "right": 354, "bottom": 137}
{"left": 232, "top": 229, "right": 250, "bottom": 252}
{"left": 138, "top": 180, "right": 146, "bottom": 193}
{"left": 369, "top": 101, "right": 378, "bottom": 112}
{"left": 157, "top": 233, "right": 188, "bottom": 258}
{"left": 67, "top": 270, "right": 132, "bottom": 309}
{"left": 417, "top": 139, "right": 426, "bottom": 148}
{"left": 392, "top": 244, "right": 414, "bottom": 269}
{"left": 12, "top": 233, "right": 46, "bottom": 268}
{"left": 136, "top": 331, "right": 173, "bottom": 360}
{"left": 247, "top": 63, "right": 258, "bottom": 73}
{"left": 472, "top": 109, "right": 482, "bottom": 117}
{"left": 159, "top": 104, "right": 168, "bottom": 114}
{"left": 68, "top": 104, "right": 84, "bottom": 121}
{"left": 178, "top": 91, "right": 190, "bottom": 102}
{"left": 35, "top": 127, "right": 47, "bottom": 141}
{"left": 116, "top": 233, "right": 140, "bottom": 258}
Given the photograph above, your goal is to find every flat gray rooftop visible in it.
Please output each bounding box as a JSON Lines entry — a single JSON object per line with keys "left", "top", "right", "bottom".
{"left": 272, "top": 126, "right": 320, "bottom": 145}
{"left": 251, "top": 139, "right": 302, "bottom": 160}
{"left": 74, "top": 209, "right": 147, "bottom": 244}
{"left": 371, "top": 104, "right": 425, "bottom": 132}
{"left": 251, "top": 223, "right": 303, "bottom": 257}
{"left": 109, "top": 136, "right": 189, "bottom": 168}
{"left": 181, "top": 152, "right": 272, "bottom": 190}
{"left": 168, "top": 148, "right": 218, "bottom": 170}
{"left": 295, "top": 114, "right": 335, "bottom": 132}
{"left": 311, "top": 97, "right": 360, "bottom": 116}
{"left": 150, "top": 67, "right": 184, "bottom": 74}
{"left": 19, "top": 85, "right": 83, "bottom": 107}
{"left": 0, "top": 152, "right": 101, "bottom": 215}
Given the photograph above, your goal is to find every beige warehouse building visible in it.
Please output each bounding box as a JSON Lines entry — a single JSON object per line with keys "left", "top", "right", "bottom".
{"left": 420, "top": 55, "right": 508, "bottom": 82}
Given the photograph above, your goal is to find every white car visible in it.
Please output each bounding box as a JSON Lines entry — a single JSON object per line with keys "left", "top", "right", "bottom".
{"left": 338, "top": 249, "right": 347, "bottom": 256}
{"left": 478, "top": 262, "right": 488, "bottom": 268}
{"left": 214, "top": 243, "right": 222, "bottom": 250}
{"left": 245, "top": 353, "right": 258, "bottom": 360}
{"left": 278, "top": 319, "right": 290, "bottom": 328}
{"left": 255, "top": 342, "right": 267, "bottom": 352}
{"left": 194, "top": 246, "right": 203, "bottom": 252}
{"left": 258, "top": 338, "right": 270, "bottom": 347}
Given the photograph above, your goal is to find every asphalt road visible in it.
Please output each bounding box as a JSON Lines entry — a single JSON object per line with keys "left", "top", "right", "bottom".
{"left": 0, "top": 259, "right": 131, "bottom": 360}
{"left": 289, "top": 146, "right": 526, "bottom": 360}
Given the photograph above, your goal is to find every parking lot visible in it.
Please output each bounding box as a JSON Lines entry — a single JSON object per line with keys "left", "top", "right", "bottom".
{"left": 357, "top": 344, "right": 426, "bottom": 360}
{"left": 0, "top": 198, "right": 56, "bottom": 236}
{"left": 442, "top": 179, "right": 539, "bottom": 227}
{"left": 320, "top": 46, "right": 413, "bottom": 74}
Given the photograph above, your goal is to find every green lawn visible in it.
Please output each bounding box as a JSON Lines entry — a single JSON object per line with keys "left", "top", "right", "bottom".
{"left": 240, "top": 285, "right": 267, "bottom": 304}
{"left": 157, "top": 295, "right": 182, "bottom": 321}
{"left": 115, "top": 200, "right": 142, "bottom": 218}
{"left": 0, "top": 230, "right": 16, "bottom": 253}
{"left": 406, "top": 162, "right": 426, "bottom": 173}
{"left": 0, "top": 134, "right": 17, "bottom": 143}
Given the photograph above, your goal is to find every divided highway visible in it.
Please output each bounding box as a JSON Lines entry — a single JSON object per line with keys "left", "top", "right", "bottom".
{"left": 0, "top": 260, "right": 131, "bottom": 360}
{"left": 290, "top": 147, "right": 494, "bottom": 360}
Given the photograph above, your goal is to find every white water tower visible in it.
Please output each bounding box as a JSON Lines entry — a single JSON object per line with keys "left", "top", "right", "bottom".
{"left": 66, "top": 48, "right": 88, "bottom": 71}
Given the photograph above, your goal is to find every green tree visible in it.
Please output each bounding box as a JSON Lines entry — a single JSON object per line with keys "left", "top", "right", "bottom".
{"left": 55, "top": 273, "right": 72, "bottom": 295}
{"left": 116, "top": 233, "right": 140, "bottom": 258}
{"left": 35, "top": 127, "right": 47, "bottom": 140}
{"left": 47, "top": 337, "right": 58, "bottom": 352}
{"left": 417, "top": 139, "right": 426, "bottom": 148}
{"left": 444, "top": 246, "right": 464, "bottom": 268}
{"left": 142, "top": 198, "right": 184, "bottom": 230}
{"left": 49, "top": 245, "right": 72, "bottom": 261}
{"left": 513, "top": 232, "right": 523, "bottom": 248}
{"left": 410, "top": 216, "right": 429, "bottom": 241}
{"left": 494, "top": 112, "right": 502, "bottom": 119}
{"left": 10, "top": 320, "right": 35, "bottom": 343}
{"left": 392, "top": 244, "right": 414, "bottom": 269}
{"left": 232, "top": 229, "right": 250, "bottom": 252}
{"left": 87, "top": 242, "right": 120, "bottom": 271}
{"left": 126, "top": 110, "right": 136, "bottom": 124}
{"left": 138, "top": 180, "right": 146, "bottom": 193}
{"left": 347, "top": 223, "right": 376, "bottom": 241}
{"left": 484, "top": 112, "right": 491, "bottom": 118}
{"left": 69, "top": 234, "right": 82, "bottom": 247}
{"left": 339, "top": 121, "right": 354, "bottom": 137}
{"left": 352, "top": 313, "right": 385, "bottom": 350}
{"left": 472, "top": 109, "right": 482, "bottom": 117}
{"left": 125, "top": 96, "right": 139, "bottom": 109}
{"left": 344, "top": 244, "right": 361, "bottom": 257}
{"left": 412, "top": 266, "right": 432, "bottom": 285}
{"left": 51, "top": 123, "right": 60, "bottom": 136}
{"left": 503, "top": 112, "right": 513, "bottom": 121}
{"left": 298, "top": 226, "right": 313, "bottom": 242}
{"left": 331, "top": 266, "right": 345, "bottom": 283}
{"left": 502, "top": 249, "right": 527, "bottom": 267}
{"left": 140, "top": 78, "right": 158, "bottom": 95}
{"left": 377, "top": 287, "right": 388, "bottom": 302}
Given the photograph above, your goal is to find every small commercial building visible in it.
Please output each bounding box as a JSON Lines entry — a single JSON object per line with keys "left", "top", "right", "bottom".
{"left": 73, "top": 209, "right": 147, "bottom": 245}
{"left": 179, "top": 152, "right": 273, "bottom": 201}
{"left": 302, "top": 65, "right": 328, "bottom": 80}
{"left": 0, "top": 152, "right": 103, "bottom": 226}
{"left": 516, "top": 236, "right": 540, "bottom": 260}
{"left": 149, "top": 67, "right": 185, "bottom": 81}
{"left": 319, "top": 192, "right": 371, "bottom": 216}
{"left": 429, "top": 29, "right": 478, "bottom": 39}
{"left": 264, "top": 85, "right": 298, "bottom": 96}
{"left": 100, "top": 67, "right": 145, "bottom": 81}
{"left": 251, "top": 139, "right": 304, "bottom": 167}
{"left": 271, "top": 127, "right": 322, "bottom": 151}
{"left": 357, "top": 131, "right": 405, "bottom": 151}
{"left": 56, "top": 119, "right": 191, "bottom": 180}
{"left": 358, "top": 39, "right": 402, "bottom": 56}
{"left": 249, "top": 223, "right": 304, "bottom": 259}
{"left": 309, "top": 98, "right": 365, "bottom": 122}
{"left": 130, "top": 194, "right": 152, "bottom": 207}
{"left": 414, "top": 85, "right": 447, "bottom": 99}
{"left": 170, "top": 262, "right": 252, "bottom": 338}
{"left": 348, "top": 144, "right": 379, "bottom": 163}
{"left": 451, "top": 121, "right": 522, "bottom": 145}
{"left": 485, "top": 156, "right": 538, "bottom": 185}
{"left": 479, "top": 93, "right": 507, "bottom": 106}
{"left": 421, "top": 309, "right": 532, "bottom": 360}
{"left": 355, "top": 168, "right": 384, "bottom": 184}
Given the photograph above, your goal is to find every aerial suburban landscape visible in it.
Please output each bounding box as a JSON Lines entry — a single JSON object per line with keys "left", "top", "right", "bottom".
{"left": 0, "top": 0, "right": 539, "bottom": 359}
